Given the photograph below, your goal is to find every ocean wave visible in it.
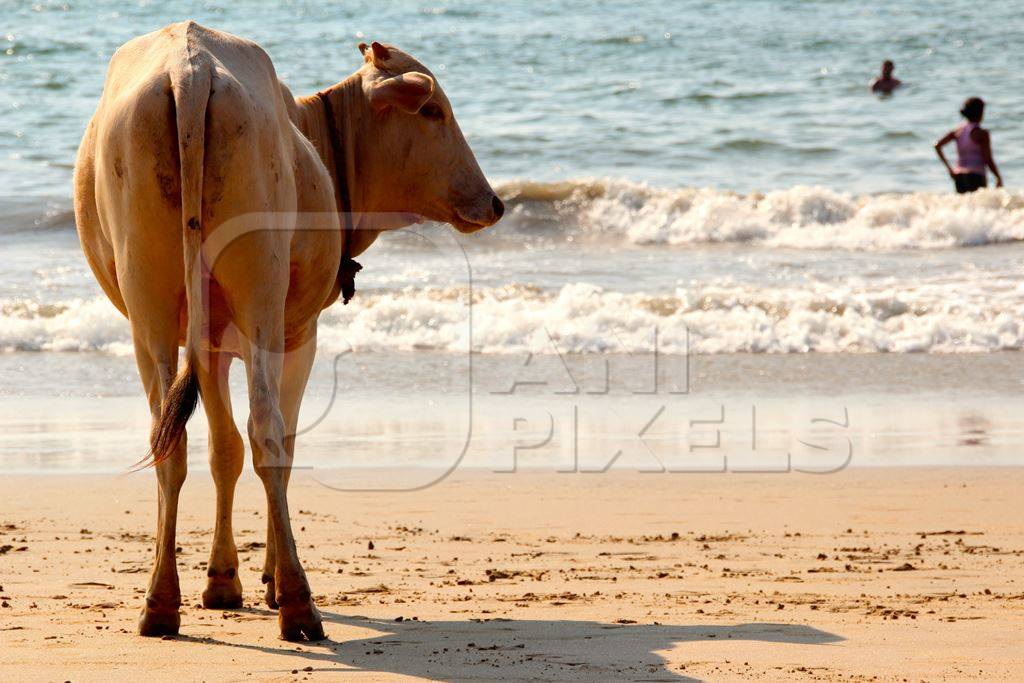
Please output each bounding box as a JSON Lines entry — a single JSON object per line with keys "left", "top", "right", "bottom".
{"left": 685, "top": 90, "right": 789, "bottom": 103}
{"left": 496, "top": 179, "right": 1024, "bottom": 250}
{"left": 0, "top": 297, "right": 134, "bottom": 355}
{"left": 712, "top": 138, "right": 785, "bottom": 152}
{"left": 418, "top": 6, "right": 480, "bottom": 17}
{"left": 592, "top": 34, "right": 647, "bottom": 45}
{"left": 11, "top": 180, "right": 1023, "bottom": 252}
{"left": 0, "top": 200, "right": 75, "bottom": 234}
{"left": 5, "top": 277, "right": 1024, "bottom": 355}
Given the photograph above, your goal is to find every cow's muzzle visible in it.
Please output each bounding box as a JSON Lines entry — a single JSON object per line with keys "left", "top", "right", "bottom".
{"left": 453, "top": 194, "right": 504, "bottom": 233}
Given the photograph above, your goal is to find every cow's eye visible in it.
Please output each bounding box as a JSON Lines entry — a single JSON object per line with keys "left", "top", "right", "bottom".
{"left": 420, "top": 103, "right": 444, "bottom": 121}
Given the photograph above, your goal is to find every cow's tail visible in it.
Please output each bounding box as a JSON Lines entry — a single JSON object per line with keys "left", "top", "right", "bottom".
{"left": 141, "top": 51, "right": 212, "bottom": 469}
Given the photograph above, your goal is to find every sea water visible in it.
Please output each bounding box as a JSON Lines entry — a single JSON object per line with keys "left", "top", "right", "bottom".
{"left": 2, "top": 1, "right": 1024, "bottom": 472}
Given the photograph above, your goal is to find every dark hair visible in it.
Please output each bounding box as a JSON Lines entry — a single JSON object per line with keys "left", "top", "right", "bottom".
{"left": 961, "top": 97, "right": 985, "bottom": 123}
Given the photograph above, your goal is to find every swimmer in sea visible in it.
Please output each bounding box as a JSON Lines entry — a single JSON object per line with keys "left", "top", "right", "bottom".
{"left": 934, "top": 97, "right": 1003, "bottom": 194}
{"left": 870, "top": 60, "right": 902, "bottom": 95}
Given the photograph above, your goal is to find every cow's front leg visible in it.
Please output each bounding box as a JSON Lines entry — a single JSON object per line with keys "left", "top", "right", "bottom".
{"left": 246, "top": 329, "right": 323, "bottom": 641}
{"left": 199, "top": 351, "right": 245, "bottom": 609}
{"left": 135, "top": 340, "right": 188, "bottom": 637}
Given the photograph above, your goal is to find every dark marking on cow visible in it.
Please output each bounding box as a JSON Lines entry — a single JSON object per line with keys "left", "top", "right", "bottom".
{"left": 205, "top": 166, "right": 225, "bottom": 206}
{"left": 188, "top": 216, "right": 200, "bottom": 230}
{"left": 159, "top": 87, "right": 182, "bottom": 207}
{"left": 157, "top": 173, "right": 179, "bottom": 205}
{"left": 206, "top": 566, "right": 237, "bottom": 579}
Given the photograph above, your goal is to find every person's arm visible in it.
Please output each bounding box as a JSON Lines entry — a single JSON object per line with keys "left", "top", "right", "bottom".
{"left": 934, "top": 130, "right": 957, "bottom": 178}
{"left": 977, "top": 128, "right": 1003, "bottom": 187}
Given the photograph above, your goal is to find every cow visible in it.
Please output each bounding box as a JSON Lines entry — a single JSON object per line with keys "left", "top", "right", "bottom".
{"left": 73, "top": 20, "right": 503, "bottom": 641}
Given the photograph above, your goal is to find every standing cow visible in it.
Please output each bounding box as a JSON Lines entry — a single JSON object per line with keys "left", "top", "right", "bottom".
{"left": 73, "top": 21, "right": 503, "bottom": 641}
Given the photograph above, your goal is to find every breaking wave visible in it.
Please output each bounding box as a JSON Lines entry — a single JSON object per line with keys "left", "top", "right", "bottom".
{"left": 5, "top": 275, "right": 1024, "bottom": 355}
{"left": 496, "top": 179, "right": 1024, "bottom": 250}
{"left": 9, "top": 180, "right": 1024, "bottom": 251}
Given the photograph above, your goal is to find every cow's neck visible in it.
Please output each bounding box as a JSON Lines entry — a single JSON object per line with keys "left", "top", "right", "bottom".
{"left": 295, "top": 75, "right": 379, "bottom": 255}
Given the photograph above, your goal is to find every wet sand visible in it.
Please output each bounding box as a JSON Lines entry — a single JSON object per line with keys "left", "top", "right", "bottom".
{"left": 1, "top": 467, "right": 1022, "bottom": 681}
{"left": 5, "top": 350, "right": 1024, "bottom": 474}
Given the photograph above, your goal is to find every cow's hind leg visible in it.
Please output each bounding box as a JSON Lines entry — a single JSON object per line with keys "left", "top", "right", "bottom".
{"left": 240, "top": 312, "right": 323, "bottom": 641}
{"left": 134, "top": 330, "right": 188, "bottom": 637}
{"left": 199, "top": 351, "right": 245, "bottom": 609}
{"left": 262, "top": 515, "right": 279, "bottom": 609}
{"left": 262, "top": 330, "right": 317, "bottom": 612}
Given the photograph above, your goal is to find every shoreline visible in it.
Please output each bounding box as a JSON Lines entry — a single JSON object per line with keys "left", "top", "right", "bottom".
{"left": 1, "top": 467, "right": 1022, "bottom": 680}
{"left": 2, "top": 350, "right": 1024, "bottom": 473}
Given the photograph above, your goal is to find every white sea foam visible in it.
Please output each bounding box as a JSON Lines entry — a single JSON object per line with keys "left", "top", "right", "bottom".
{"left": 498, "top": 179, "right": 1024, "bottom": 250}
{"left": 5, "top": 181, "right": 1022, "bottom": 357}
{"left": 0, "top": 298, "right": 134, "bottom": 355}
{"left": 5, "top": 274, "right": 1024, "bottom": 356}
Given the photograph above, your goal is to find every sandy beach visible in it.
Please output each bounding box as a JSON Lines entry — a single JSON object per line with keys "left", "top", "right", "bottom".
{"left": 1, "top": 467, "right": 1021, "bottom": 681}
{"left": 6, "top": 1, "right": 1024, "bottom": 681}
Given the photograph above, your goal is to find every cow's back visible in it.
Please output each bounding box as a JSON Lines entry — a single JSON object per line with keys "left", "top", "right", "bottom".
{"left": 83, "top": 21, "right": 292, "bottom": 239}
{"left": 75, "top": 21, "right": 337, "bottom": 346}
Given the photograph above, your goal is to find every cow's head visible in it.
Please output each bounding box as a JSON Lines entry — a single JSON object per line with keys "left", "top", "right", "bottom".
{"left": 356, "top": 41, "right": 503, "bottom": 233}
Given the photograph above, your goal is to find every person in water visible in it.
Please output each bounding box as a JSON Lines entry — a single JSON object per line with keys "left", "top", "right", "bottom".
{"left": 935, "top": 97, "right": 1003, "bottom": 193}
{"left": 870, "top": 60, "right": 901, "bottom": 94}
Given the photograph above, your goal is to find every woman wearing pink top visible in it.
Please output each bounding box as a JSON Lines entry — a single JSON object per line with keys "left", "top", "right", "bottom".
{"left": 935, "top": 97, "right": 1004, "bottom": 193}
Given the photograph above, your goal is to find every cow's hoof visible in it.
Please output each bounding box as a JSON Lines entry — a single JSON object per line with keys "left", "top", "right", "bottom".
{"left": 278, "top": 599, "right": 325, "bottom": 642}
{"left": 202, "top": 575, "right": 243, "bottom": 610}
{"left": 138, "top": 604, "right": 180, "bottom": 637}
{"left": 262, "top": 574, "right": 278, "bottom": 610}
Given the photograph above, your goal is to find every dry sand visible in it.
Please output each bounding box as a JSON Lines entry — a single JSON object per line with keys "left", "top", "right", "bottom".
{"left": 0, "top": 467, "right": 1022, "bottom": 681}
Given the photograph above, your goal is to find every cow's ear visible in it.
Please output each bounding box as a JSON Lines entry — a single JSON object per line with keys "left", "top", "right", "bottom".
{"left": 359, "top": 41, "right": 390, "bottom": 67}
{"left": 369, "top": 41, "right": 391, "bottom": 68}
{"left": 369, "top": 72, "right": 435, "bottom": 114}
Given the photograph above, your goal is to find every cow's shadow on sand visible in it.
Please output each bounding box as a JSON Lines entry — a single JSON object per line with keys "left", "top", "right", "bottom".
{"left": 184, "top": 609, "right": 843, "bottom": 681}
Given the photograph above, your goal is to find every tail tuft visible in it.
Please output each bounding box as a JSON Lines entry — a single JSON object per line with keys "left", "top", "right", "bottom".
{"left": 136, "top": 359, "right": 200, "bottom": 469}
